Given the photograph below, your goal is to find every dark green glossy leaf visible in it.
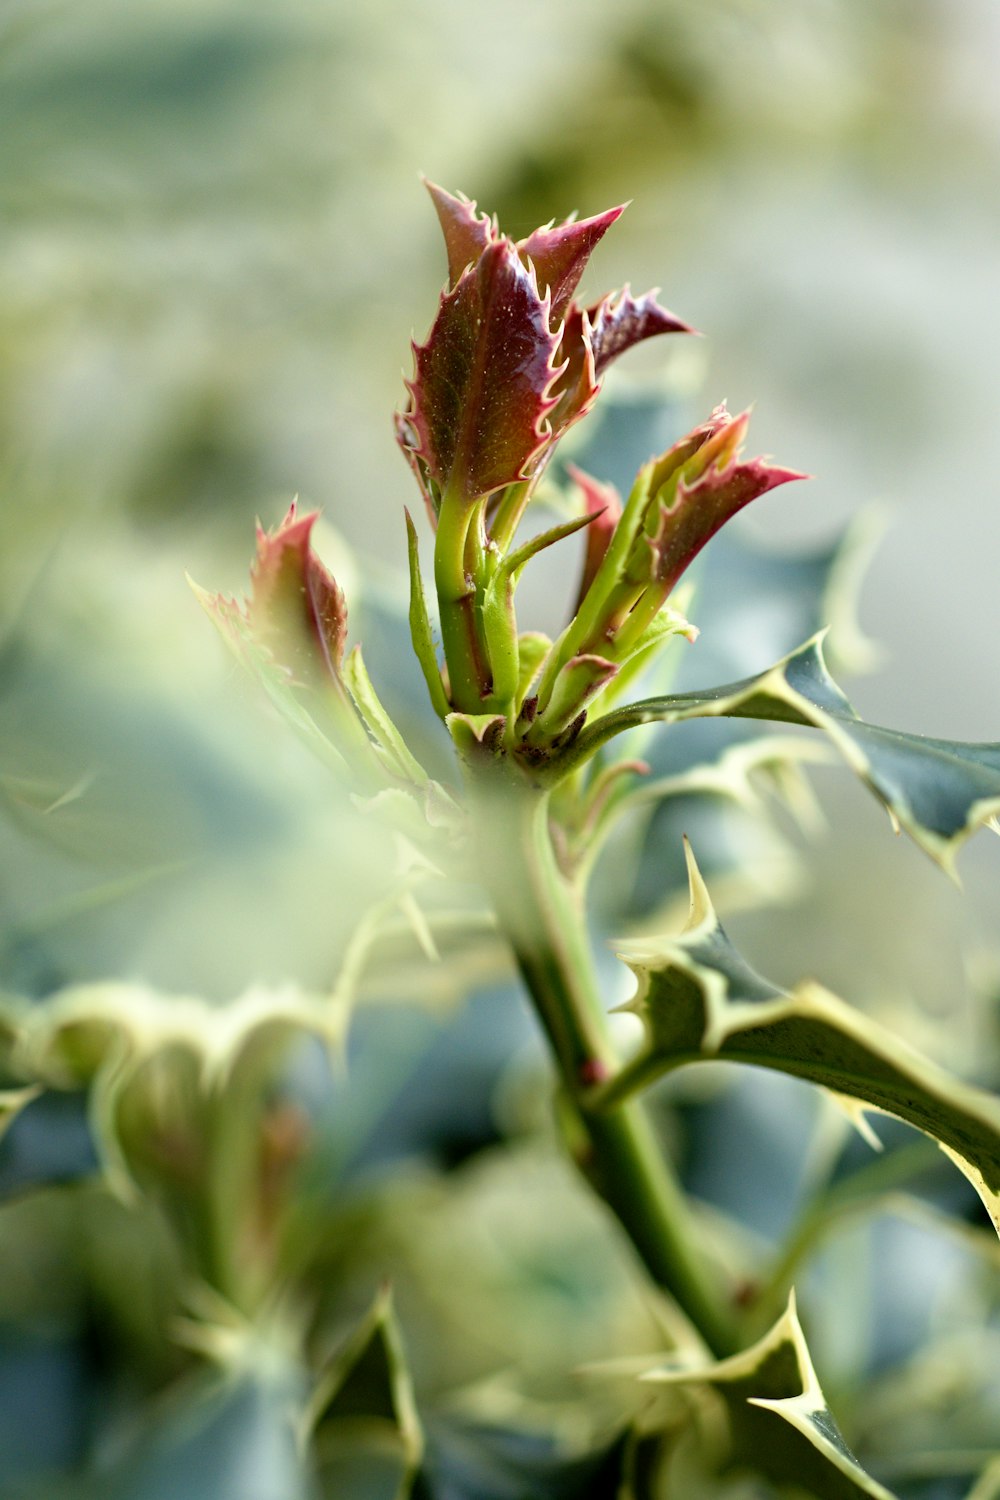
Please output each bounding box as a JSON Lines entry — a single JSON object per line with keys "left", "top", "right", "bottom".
{"left": 572, "top": 634, "right": 1000, "bottom": 869}
{"left": 596, "top": 846, "right": 1000, "bottom": 1235}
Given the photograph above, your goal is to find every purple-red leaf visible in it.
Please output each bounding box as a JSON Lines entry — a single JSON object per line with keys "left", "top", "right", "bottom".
{"left": 548, "top": 304, "right": 601, "bottom": 438}
{"left": 518, "top": 204, "right": 625, "bottom": 323}
{"left": 568, "top": 465, "right": 624, "bottom": 613}
{"left": 636, "top": 408, "right": 807, "bottom": 598}
{"left": 589, "top": 286, "right": 695, "bottom": 376}
{"left": 247, "top": 503, "right": 348, "bottom": 687}
{"left": 401, "top": 188, "right": 696, "bottom": 514}
{"left": 423, "top": 180, "right": 497, "bottom": 288}
{"left": 403, "top": 239, "right": 561, "bottom": 506}
{"left": 548, "top": 289, "right": 694, "bottom": 441}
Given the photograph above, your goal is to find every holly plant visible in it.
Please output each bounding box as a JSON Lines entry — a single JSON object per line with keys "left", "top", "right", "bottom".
{"left": 2, "top": 183, "right": 1000, "bottom": 1499}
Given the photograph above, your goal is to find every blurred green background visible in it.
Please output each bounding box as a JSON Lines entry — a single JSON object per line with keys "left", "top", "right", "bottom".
{"left": 2, "top": 2, "right": 1000, "bottom": 1494}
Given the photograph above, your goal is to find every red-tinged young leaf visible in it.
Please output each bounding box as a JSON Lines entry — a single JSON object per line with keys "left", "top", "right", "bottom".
{"left": 632, "top": 407, "right": 807, "bottom": 598}
{"left": 423, "top": 180, "right": 497, "bottom": 288}
{"left": 548, "top": 303, "right": 601, "bottom": 437}
{"left": 403, "top": 239, "right": 562, "bottom": 506}
{"left": 518, "top": 204, "right": 625, "bottom": 322}
{"left": 588, "top": 285, "right": 695, "bottom": 376}
{"left": 548, "top": 289, "right": 694, "bottom": 440}
{"left": 247, "top": 504, "right": 348, "bottom": 687}
{"left": 568, "top": 465, "right": 624, "bottom": 613}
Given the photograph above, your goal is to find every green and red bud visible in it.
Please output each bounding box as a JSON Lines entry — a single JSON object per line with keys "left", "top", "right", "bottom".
{"left": 584, "top": 404, "right": 806, "bottom": 655}
{"left": 530, "top": 408, "right": 806, "bottom": 742}
{"left": 627, "top": 405, "right": 806, "bottom": 601}
{"left": 195, "top": 506, "right": 428, "bottom": 788}
{"left": 196, "top": 504, "right": 350, "bottom": 697}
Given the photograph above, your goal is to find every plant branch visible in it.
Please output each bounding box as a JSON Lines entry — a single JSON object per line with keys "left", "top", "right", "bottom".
{"left": 471, "top": 763, "right": 740, "bottom": 1357}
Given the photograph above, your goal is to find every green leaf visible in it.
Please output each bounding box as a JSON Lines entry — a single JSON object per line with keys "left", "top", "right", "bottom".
{"left": 413, "top": 1422, "right": 633, "bottom": 1500}
{"left": 404, "top": 510, "right": 451, "bottom": 721}
{"left": 569, "top": 633, "right": 1000, "bottom": 869}
{"left": 305, "top": 1288, "right": 422, "bottom": 1500}
{"left": 594, "top": 844, "right": 1000, "bottom": 1236}
{"left": 190, "top": 575, "right": 353, "bottom": 778}
{"left": 644, "top": 1292, "right": 896, "bottom": 1498}
{"left": 0, "top": 1083, "right": 41, "bottom": 1142}
{"left": 110, "top": 1365, "right": 314, "bottom": 1500}
{"left": 342, "top": 644, "right": 431, "bottom": 787}
{"left": 968, "top": 1457, "right": 1000, "bottom": 1500}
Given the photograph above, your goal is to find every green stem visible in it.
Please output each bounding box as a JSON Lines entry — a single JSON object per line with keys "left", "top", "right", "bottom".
{"left": 473, "top": 765, "right": 739, "bottom": 1356}
{"left": 432, "top": 488, "right": 487, "bottom": 710}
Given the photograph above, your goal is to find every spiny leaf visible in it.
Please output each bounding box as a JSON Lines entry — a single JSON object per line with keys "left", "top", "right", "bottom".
{"left": 402, "top": 240, "right": 561, "bottom": 507}
{"left": 246, "top": 503, "right": 348, "bottom": 687}
{"left": 518, "top": 203, "right": 625, "bottom": 322}
{"left": 627, "top": 406, "right": 806, "bottom": 598}
{"left": 305, "top": 1288, "right": 423, "bottom": 1497}
{"left": 643, "top": 1293, "right": 896, "bottom": 1498}
{"left": 548, "top": 289, "right": 694, "bottom": 441}
{"left": 423, "top": 180, "right": 496, "bottom": 288}
{"left": 589, "top": 285, "right": 695, "bottom": 375}
{"left": 597, "top": 845, "right": 1000, "bottom": 1236}
{"left": 568, "top": 465, "right": 623, "bottom": 614}
{"left": 571, "top": 633, "right": 1000, "bottom": 869}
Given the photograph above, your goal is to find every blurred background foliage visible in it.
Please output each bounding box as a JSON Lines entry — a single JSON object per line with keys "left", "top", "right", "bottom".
{"left": 2, "top": 0, "right": 1000, "bottom": 1495}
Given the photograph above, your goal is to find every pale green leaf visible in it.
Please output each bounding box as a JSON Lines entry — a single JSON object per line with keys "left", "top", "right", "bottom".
{"left": 342, "top": 643, "right": 431, "bottom": 786}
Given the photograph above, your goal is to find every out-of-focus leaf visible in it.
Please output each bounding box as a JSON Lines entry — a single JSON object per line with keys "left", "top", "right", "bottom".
{"left": 644, "top": 1293, "right": 895, "bottom": 1498}
{"left": 191, "top": 506, "right": 385, "bottom": 783}
{"left": 306, "top": 1289, "right": 422, "bottom": 1500}
{"left": 412, "top": 1421, "right": 632, "bottom": 1500}
{"left": 0, "top": 1087, "right": 98, "bottom": 1200}
{"left": 0, "top": 1083, "right": 41, "bottom": 1141}
{"left": 595, "top": 846, "right": 1000, "bottom": 1235}
{"left": 1, "top": 981, "right": 351, "bottom": 1207}
{"left": 0, "top": 1328, "right": 93, "bottom": 1491}
{"left": 571, "top": 634, "right": 1000, "bottom": 870}
{"left": 109, "top": 1363, "right": 314, "bottom": 1500}
{"left": 851, "top": 1327, "right": 1000, "bottom": 1497}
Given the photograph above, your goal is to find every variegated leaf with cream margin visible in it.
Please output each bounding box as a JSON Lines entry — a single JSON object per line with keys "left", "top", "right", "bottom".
{"left": 589, "top": 843, "right": 1000, "bottom": 1235}
{"left": 558, "top": 633, "right": 1000, "bottom": 871}
{"left": 1, "top": 980, "right": 352, "bottom": 1203}
{"left": 642, "top": 1291, "right": 895, "bottom": 1498}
